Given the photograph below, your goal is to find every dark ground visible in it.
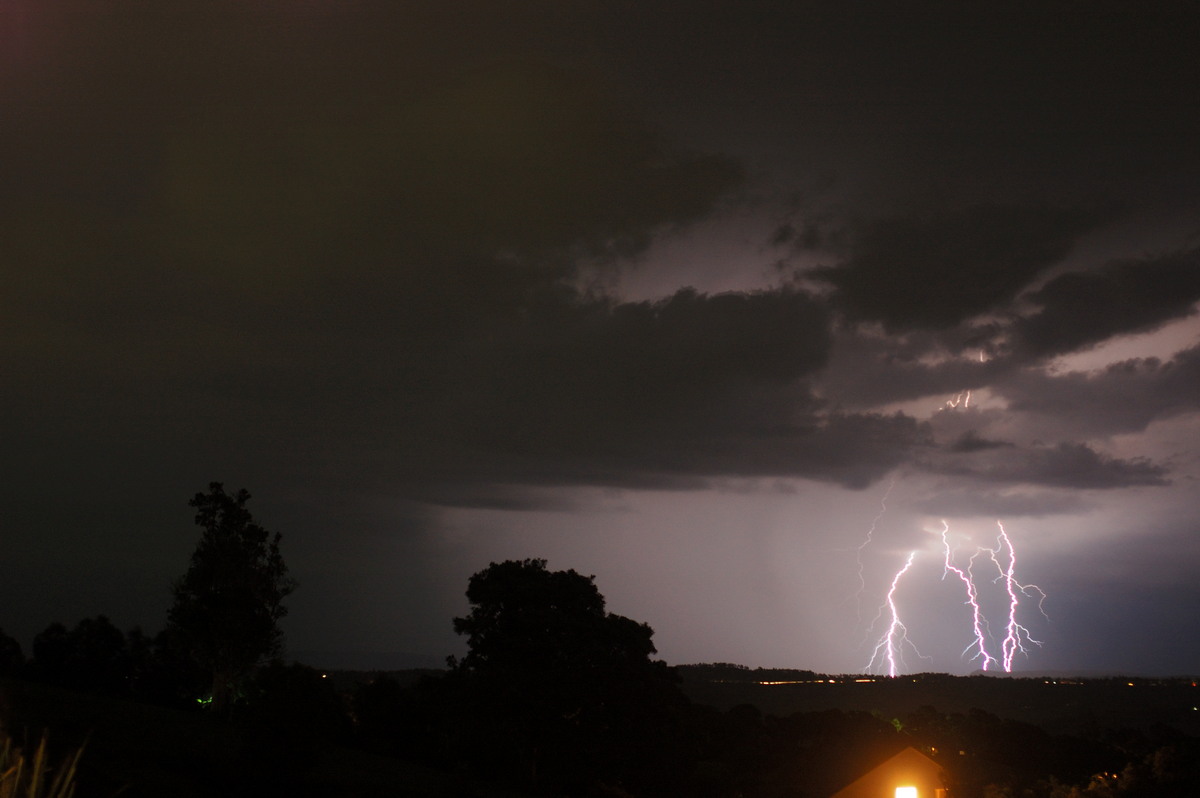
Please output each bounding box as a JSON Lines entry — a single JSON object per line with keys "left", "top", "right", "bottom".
{"left": 674, "top": 668, "right": 1200, "bottom": 736}
{"left": 5, "top": 668, "right": 1197, "bottom": 796}
{"left": 0, "top": 676, "right": 530, "bottom": 798}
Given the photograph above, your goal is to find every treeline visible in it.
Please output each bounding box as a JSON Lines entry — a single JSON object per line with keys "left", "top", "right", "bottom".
{"left": 4, "top": 627, "right": 1200, "bottom": 795}
{"left": 679, "top": 662, "right": 821, "bottom": 683}
{"left": 0, "top": 617, "right": 203, "bottom": 706}
{"left": 4, "top": 483, "right": 1199, "bottom": 796}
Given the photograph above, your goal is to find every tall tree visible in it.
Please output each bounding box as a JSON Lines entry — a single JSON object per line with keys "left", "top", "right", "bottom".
{"left": 168, "top": 483, "right": 295, "bottom": 714}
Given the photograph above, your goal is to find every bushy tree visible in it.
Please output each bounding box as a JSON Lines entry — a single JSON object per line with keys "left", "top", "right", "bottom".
{"left": 29, "top": 622, "right": 70, "bottom": 684}
{"left": 67, "top": 615, "right": 128, "bottom": 693}
{"left": 167, "top": 483, "right": 295, "bottom": 715}
{"left": 0, "top": 628, "right": 22, "bottom": 676}
{"left": 28, "top": 616, "right": 131, "bottom": 694}
{"left": 126, "top": 626, "right": 209, "bottom": 707}
{"left": 452, "top": 558, "right": 688, "bottom": 792}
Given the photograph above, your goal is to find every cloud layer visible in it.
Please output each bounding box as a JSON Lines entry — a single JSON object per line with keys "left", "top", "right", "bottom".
{"left": 3, "top": 1, "right": 1198, "bottom": 674}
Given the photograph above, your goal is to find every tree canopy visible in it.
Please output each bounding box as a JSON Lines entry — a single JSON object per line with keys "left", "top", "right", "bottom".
{"left": 451, "top": 558, "right": 686, "bottom": 791}
{"left": 454, "top": 557, "right": 657, "bottom": 674}
{"left": 167, "top": 483, "right": 295, "bottom": 713}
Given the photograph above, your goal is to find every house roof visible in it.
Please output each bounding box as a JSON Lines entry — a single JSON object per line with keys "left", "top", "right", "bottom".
{"left": 827, "top": 745, "right": 945, "bottom": 798}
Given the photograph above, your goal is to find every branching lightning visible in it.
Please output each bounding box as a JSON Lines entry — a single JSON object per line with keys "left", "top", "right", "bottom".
{"left": 865, "top": 551, "right": 923, "bottom": 677}
{"left": 939, "top": 520, "right": 996, "bottom": 671}
{"left": 852, "top": 345, "right": 1051, "bottom": 674}
{"left": 943, "top": 390, "right": 972, "bottom": 410}
{"left": 857, "top": 519, "right": 1049, "bottom": 676}
{"left": 852, "top": 353, "right": 1052, "bottom": 676}
{"left": 989, "top": 521, "right": 1048, "bottom": 671}
{"left": 850, "top": 477, "right": 895, "bottom": 624}
{"left": 938, "top": 351, "right": 986, "bottom": 411}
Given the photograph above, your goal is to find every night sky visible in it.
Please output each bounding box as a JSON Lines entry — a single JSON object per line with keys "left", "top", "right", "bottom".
{"left": 5, "top": 2, "right": 1199, "bottom": 676}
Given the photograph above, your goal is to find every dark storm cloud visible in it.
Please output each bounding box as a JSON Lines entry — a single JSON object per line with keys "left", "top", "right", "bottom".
{"left": 804, "top": 242, "right": 1199, "bottom": 411}
{"left": 995, "top": 345, "right": 1200, "bottom": 438}
{"left": 0, "top": 4, "right": 735, "bottom": 400}
{"left": 914, "top": 488, "right": 1093, "bottom": 520}
{"left": 811, "top": 205, "right": 1101, "bottom": 331}
{"left": 0, "top": 0, "right": 757, "bottom": 616}
{"left": 145, "top": 64, "right": 741, "bottom": 277}
{"left": 0, "top": 1, "right": 937, "bottom": 515}
{"left": 615, "top": 1, "right": 1200, "bottom": 197}
{"left": 5, "top": 2, "right": 1189, "bottom": 500}
{"left": 0, "top": 1, "right": 741, "bottom": 289}
{"left": 947, "top": 430, "right": 1012, "bottom": 454}
{"left": 815, "top": 328, "right": 1009, "bottom": 409}
{"left": 393, "top": 287, "right": 929, "bottom": 495}
{"left": 925, "top": 441, "right": 1169, "bottom": 490}
{"left": 1011, "top": 248, "right": 1200, "bottom": 360}
{"left": 5, "top": 0, "right": 1199, "bottom": 676}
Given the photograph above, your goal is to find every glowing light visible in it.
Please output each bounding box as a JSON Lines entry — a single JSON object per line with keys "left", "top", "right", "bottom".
{"left": 895, "top": 787, "right": 918, "bottom": 798}
{"left": 941, "top": 390, "right": 972, "bottom": 410}
{"left": 938, "top": 351, "right": 985, "bottom": 410}
{"left": 866, "top": 551, "right": 919, "bottom": 677}
{"left": 757, "top": 680, "right": 808, "bottom": 685}
{"left": 854, "top": 517, "right": 1048, "bottom": 674}
{"left": 939, "top": 520, "right": 997, "bottom": 671}
{"left": 987, "top": 521, "right": 1048, "bottom": 672}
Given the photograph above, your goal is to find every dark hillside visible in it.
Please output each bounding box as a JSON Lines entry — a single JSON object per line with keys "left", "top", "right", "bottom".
{"left": 677, "top": 667, "right": 1200, "bottom": 736}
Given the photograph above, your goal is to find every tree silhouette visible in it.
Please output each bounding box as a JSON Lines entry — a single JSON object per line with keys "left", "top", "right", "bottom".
{"left": 67, "top": 615, "right": 128, "bottom": 693}
{"left": 167, "top": 483, "right": 295, "bottom": 715}
{"left": 0, "top": 628, "right": 22, "bottom": 676}
{"left": 29, "top": 622, "right": 70, "bottom": 684}
{"left": 452, "top": 558, "right": 687, "bottom": 792}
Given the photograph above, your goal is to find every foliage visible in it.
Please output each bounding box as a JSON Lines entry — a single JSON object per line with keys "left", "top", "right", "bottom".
{"left": 242, "top": 661, "right": 352, "bottom": 746}
{"left": 29, "top": 617, "right": 127, "bottom": 695}
{"left": 25, "top": 618, "right": 206, "bottom": 707}
{"left": 0, "top": 732, "right": 83, "bottom": 798}
{"left": 450, "top": 558, "right": 690, "bottom": 793}
{"left": 125, "top": 626, "right": 210, "bottom": 708}
{"left": 453, "top": 558, "right": 656, "bottom": 675}
{"left": 0, "top": 631, "right": 22, "bottom": 678}
{"left": 167, "top": 483, "right": 295, "bottom": 715}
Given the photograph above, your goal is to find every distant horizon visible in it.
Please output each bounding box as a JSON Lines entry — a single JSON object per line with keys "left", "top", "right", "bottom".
{"left": 288, "top": 648, "right": 1198, "bottom": 681}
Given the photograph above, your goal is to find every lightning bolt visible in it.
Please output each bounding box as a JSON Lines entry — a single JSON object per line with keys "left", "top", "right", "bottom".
{"left": 939, "top": 351, "right": 986, "bottom": 410}
{"left": 865, "top": 551, "right": 921, "bottom": 677}
{"left": 988, "top": 521, "right": 1048, "bottom": 672}
{"left": 942, "top": 390, "right": 972, "bottom": 410}
{"left": 939, "top": 520, "right": 997, "bottom": 671}
{"left": 850, "top": 477, "right": 896, "bottom": 624}
{"left": 845, "top": 341, "right": 1059, "bottom": 675}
